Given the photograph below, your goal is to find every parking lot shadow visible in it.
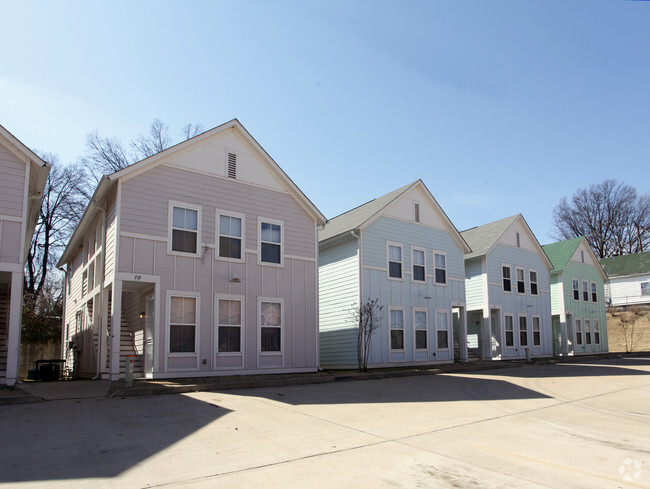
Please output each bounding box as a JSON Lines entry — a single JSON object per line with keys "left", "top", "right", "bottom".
{"left": 481, "top": 358, "right": 650, "bottom": 379}
{"left": 0, "top": 393, "right": 230, "bottom": 483}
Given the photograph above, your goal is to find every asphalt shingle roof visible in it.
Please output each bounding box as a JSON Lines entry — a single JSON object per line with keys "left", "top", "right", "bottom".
{"left": 600, "top": 251, "right": 650, "bottom": 277}
{"left": 460, "top": 215, "right": 519, "bottom": 259}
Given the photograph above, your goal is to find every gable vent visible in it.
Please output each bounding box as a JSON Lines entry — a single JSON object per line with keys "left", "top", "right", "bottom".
{"left": 227, "top": 152, "right": 237, "bottom": 179}
{"left": 414, "top": 203, "right": 420, "bottom": 223}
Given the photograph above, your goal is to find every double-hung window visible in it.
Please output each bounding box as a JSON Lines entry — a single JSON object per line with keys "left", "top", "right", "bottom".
{"left": 259, "top": 219, "right": 283, "bottom": 265}
{"left": 594, "top": 320, "right": 600, "bottom": 344}
{"left": 260, "top": 300, "right": 282, "bottom": 352}
{"left": 573, "top": 279, "right": 580, "bottom": 301}
{"left": 591, "top": 282, "right": 597, "bottom": 302}
{"left": 575, "top": 319, "right": 583, "bottom": 345}
{"left": 390, "top": 308, "right": 405, "bottom": 350}
{"left": 412, "top": 248, "right": 426, "bottom": 283}
{"left": 217, "top": 298, "right": 242, "bottom": 353}
{"left": 642, "top": 282, "right": 650, "bottom": 296}
{"left": 436, "top": 310, "right": 449, "bottom": 349}
{"left": 169, "top": 295, "right": 198, "bottom": 353}
{"left": 532, "top": 316, "right": 541, "bottom": 347}
{"left": 434, "top": 252, "right": 447, "bottom": 284}
{"left": 582, "top": 280, "right": 589, "bottom": 302}
{"left": 217, "top": 211, "right": 244, "bottom": 261}
{"left": 530, "top": 270, "right": 538, "bottom": 296}
{"left": 585, "top": 319, "right": 592, "bottom": 345}
{"left": 516, "top": 267, "right": 526, "bottom": 294}
{"left": 505, "top": 315, "right": 514, "bottom": 347}
{"left": 519, "top": 315, "right": 528, "bottom": 347}
{"left": 387, "top": 243, "right": 403, "bottom": 279}
{"left": 502, "top": 265, "right": 512, "bottom": 292}
{"left": 169, "top": 202, "right": 201, "bottom": 255}
{"left": 414, "top": 309, "right": 428, "bottom": 350}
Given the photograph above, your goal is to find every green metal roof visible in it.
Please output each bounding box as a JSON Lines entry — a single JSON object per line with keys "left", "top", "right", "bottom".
{"left": 600, "top": 251, "right": 650, "bottom": 277}
{"left": 541, "top": 237, "right": 584, "bottom": 272}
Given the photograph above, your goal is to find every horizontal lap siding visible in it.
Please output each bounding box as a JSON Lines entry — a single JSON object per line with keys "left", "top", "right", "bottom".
{"left": 104, "top": 194, "right": 117, "bottom": 279}
{"left": 0, "top": 145, "right": 25, "bottom": 218}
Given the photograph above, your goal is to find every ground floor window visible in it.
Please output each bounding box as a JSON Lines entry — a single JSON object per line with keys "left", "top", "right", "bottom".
{"left": 390, "top": 308, "right": 405, "bottom": 350}
{"left": 575, "top": 318, "right": 583, "bottom": 345}
{"left": 413, "top": 309, "right": 428, "bottom": 350}
{"left": 436, "top": 310, "right": 449, "bottom": 349}
{"left": 169, "top": 295, "right": 197, "bottom": 353}
{"left": 260, "top": 300, "right": 282, "bottom": 352}
{"left": 532, "top": 316, "right": 541, "bottom": 347}
{"left": 585, "top": 319, "right": 592, "bottom": 345}
{"left": 518, "top": 316, "right": 528, "bottom": 347}
{"left": 594, "top": 319, "right": 600, "bottom": 344}
{"left": 217, "top": 298, "right": 242, "bottom": 353}
{"left": 505, "top": 315, "right": 514, "bottom": 347}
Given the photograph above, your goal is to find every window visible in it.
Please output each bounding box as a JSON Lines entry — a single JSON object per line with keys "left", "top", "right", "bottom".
{"left": 594, "top": 320, "right": 600, "bottom": 344}
{"left": 532, "top": 316, "right": 541, "bottom": 347}
{"left": 516, "top": 267, "right": 525, "bottom": 294}
{"left": 260, "top": 300, "right": 282, "bottom": 352}
{"left": 412, "top": 248, "right": 426, "bottom": 283}
{"left": 519, "top": 316, "right": 528, "bottom": 347}
{"left": 388, "top": 243, "right": 403, "bottom": 279}
{"left": 575, "top": 319, "right": 583, "bottom": 345}
{"left": 259, "top": 219, "right": 282, "bottom": 265}
{"left": 390, "top": 308, "right": 405, "bottom": 350}
{"left": 642, "top": 282, "right": 650, "bottom": 296}
{"left": 217, "top": 298, "right": 242, "bottom": 353}
{"left": 502, "top": 265, "right": 512, "bottom": 292}
{"left": 582, "top": 280, "right": 589, "bottom": 302}
{"left": 169, "top": 295, "right": 197, "bottom": 353}
{"left": 585, "top": 319, "right": 591, "bottom": 345}
{"left": 434, "top": 252, "right": 447, "bottom": 284}
{"left": 217, "top": 212, "right": 244, "bottom": 261}
{"left": 436, "top": 310, "right": 449, "bottom": 349}
{"left": 573, "top": 279, "right": 580, "bottom": 301}
{"left": 169, "top": 202, "right": 201, "bottom": 255}
{"left": 414, "top": 309, "right": 428, "bottom": 350}
{"left": 591, "top": 282, "right": 597, "bottom": 302}
{"left": 530, "top": 270, "right": 538, "bottom": 296}
{"left": 505, "top": 315, "right": 514, "bottom": 347}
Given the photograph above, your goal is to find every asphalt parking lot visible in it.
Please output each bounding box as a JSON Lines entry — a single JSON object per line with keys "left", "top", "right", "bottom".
{"left": 1, "top": 358, "right": 649, "bottom": 488}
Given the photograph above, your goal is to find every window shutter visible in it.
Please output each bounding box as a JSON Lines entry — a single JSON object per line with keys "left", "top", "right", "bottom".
{"left": 227, "top": 152, "right": 237, "bottom": 179}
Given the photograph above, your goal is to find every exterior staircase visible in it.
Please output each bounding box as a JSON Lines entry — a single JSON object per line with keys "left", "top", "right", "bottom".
{"left": 0, "top": 284, "right": 8, "bottom": 379}
{"left": 106, "top": 303, "right": 144, "bottom": 377}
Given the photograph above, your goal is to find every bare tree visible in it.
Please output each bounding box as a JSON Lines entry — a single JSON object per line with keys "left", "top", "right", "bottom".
{"left": 351, "top": 298, "right": 383, "bottom": 370}
{"left": 613, "top": 308, "right": 645, "bottom": 352}
{"left": 81, "top": 131, "right": 131, "bottom": 185}
{"left": 180, "top": 123, "right": 204, "bottom": 140}
{"left": 552, "top": 179, "right": 650, "bottom": 259}
{"left": 131, "top": 118, "right": 171, "bottom": 159}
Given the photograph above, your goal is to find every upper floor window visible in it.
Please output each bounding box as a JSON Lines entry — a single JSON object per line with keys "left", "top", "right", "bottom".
{"left": 573, "top": 279, "right": 580, "bottom": 301}
{"left": 591, "top": 282, "right": 597, "bottom": 302}
{"left": 412, "top": 248, "right": 426, "bottom": 283}
{"left": 434, "top": 252, "right": 447, "bottom": 284}
{"left": 502, "top": 265, "right": 512, "bottom": 292}
{"left": 217, "top": 211, "right": 244, "bottom": 261}
{"left": 169, "top": 202, "right": 201, "bottom": 256}
{"left": 516, "top": 267, "right": 526, "bottom": 294}
{"left": 259, "top": 218, "right": 283, "bottom": 265}
{"left": 530, "top": 270, "right": 538, "bottom": 296}
{"left": 388, "top": 243, "right": 403, "bottom": 279}
{"left": 582, "top": 280, "right": 589, "bottom": 302}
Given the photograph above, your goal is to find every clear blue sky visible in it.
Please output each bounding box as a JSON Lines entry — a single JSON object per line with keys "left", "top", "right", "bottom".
{"left": 1, "top": 0, "right": 649, "bottom": 244}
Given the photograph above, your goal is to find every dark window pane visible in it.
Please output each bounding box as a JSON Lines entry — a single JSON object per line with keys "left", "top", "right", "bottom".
{"left": 390, "top": 330, "right": 404, "bottom": 350}
{"left": 517, "top": 281, "right": 525, "bottom": 294}
{"left": 261, "top": 242, "right": 281, "bottom": 263}
{"left": 595, "top": 332, "right": 600, "bottom": 344}
{"left": 583, "top": 291, "right": 588, "bottom": 301}
{"left": 574, "top": 290, "right": 579, "bottom": 300}
{"left": 519, "top": 331, "right": 528, "bottom": 346}
{"left": 219, "top": 236, "right": 241, "bottom": 259}
{"left": 592, "top": 292, "right": 597, "bottom": 302}
{"left": 435, "top": 268, "right": 446, "bottom": 284}
{"left": 505, "top": 331, "right": 514, "bottom": 347}
{"left": 586, "top": 333, "right": 591, "bottom": 345}
{"left": 261, "top": 327, "right": 281, "bottom": 352}
{"left": 533, "top": 332, "right": 541, "bottom": 346}
{"left": 413, "top": 265, "right": 425, "bottom": 282}
{"left": 172, "top": 229, "right": 197, "bottom": 253}
{"left": 503, "top": 278, "right": 511, "bottom": 292}
{"left": 437, "top": 331, "right": 448, "bottom": 349}
{"left": 531, "top": 283, "right": 538, "bottom": 295}
{"left": 389, "top": 262, "right": 402, "bottom": 278}
{"left": 170, "top": 324, "right": 195, "bottom": 352}
{"left": 218, "top": 326, "right": 241, "bottom": 352}
{"left": 576, "top": 332, "right": 582, "bottom": 344}
{"left": 415, "top": 330, "right": 427, "bottom": 349}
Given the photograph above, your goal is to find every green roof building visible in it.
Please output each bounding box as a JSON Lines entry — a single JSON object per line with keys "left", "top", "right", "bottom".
{"left": 600, "top": 251, "right": 650, "bottom": 307}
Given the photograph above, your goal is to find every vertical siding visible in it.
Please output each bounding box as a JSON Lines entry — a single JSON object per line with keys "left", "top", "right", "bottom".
{"left": 0, "top": 144, "right": 26, "bottom": 218}
{"left": 318, "top": 236, "right": 360, "bottom": 367}
{"left": 549, "top": 272, "right": 563, "bottom": 314}
{"left": 465, "top": 257, "right": 484, "bottom": 308}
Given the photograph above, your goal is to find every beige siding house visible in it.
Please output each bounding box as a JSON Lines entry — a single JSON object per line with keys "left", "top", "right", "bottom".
{"left": 0, "top": 124, "right": 50, "bottom": 386}
{"left": 57, "top": 120, "right": 325, "bottom": 380}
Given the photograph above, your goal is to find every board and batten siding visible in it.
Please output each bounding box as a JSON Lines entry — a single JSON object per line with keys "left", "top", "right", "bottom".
{"left": 464, "top": 257, "right": 484, "bottom": 309}
{"left": 319, "top": 236, "right": 360, "bottom": 367}
{"left": 0, "top": 144, "right": 27, "bottom": 265}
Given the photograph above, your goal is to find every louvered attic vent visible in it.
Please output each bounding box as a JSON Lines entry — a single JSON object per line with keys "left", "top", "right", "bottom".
{"left": 414, "top": 203, "right": 420, "bottom": 223}
{"left": 227, "top": 152, "right": 237, "bottom": 179}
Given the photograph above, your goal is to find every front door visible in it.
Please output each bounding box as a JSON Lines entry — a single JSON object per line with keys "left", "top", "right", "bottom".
{"left": 144, "top": 294, "right": 154, "bottom": 376}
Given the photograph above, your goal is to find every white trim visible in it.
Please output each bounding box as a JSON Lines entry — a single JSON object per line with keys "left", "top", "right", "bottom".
{"left": 502, "top": 263, "right": 513, "bottom": 293}
{"left": 529, "top": 269, "right": 539, "bottom": 296}
{"left": 257, "top": 217, "right": 284, "bottom": 267}
{"left": 572, "top": 277, "right": 580, "bottom": 302}
{"left": 215, "top": 294, "right": 245, "bottom": 368}
{"left": 258, "top": 297, "right": 285, "bottom": 359}
{"left": 410, "top": 245, "right": 427, "bottom": 284}
{"left": 165, "top": 290, "right": 200, "bottom": 371}
{"left": 386, "top": 241, "right": 404, "bottom": 281}
{"left": 0, "top": 214, "right": 22, "bottom": 223}
{"left": 575, "top": 317, "right": 583, "bottom": 346}
{"left": 515, "top": 266, "right": 526, "bottom": 295}
{"left": 433, "top": 250, "right": 448, "bottom": 286}
{"left": 590, "top": 281, "right": 598, "bottom": 303}
{"left": 215, "top": 209, "right": 246, "bottom": 263}
{"left": 167, "top": 200, "right": 202, "bottom": 258}
{"left": 120, "top": 231, "right": 166, "bottom": 242}
{"left": 388, "top": 306, "right": 406, "bottom": 352}
{"left": 412, "top": 307, "right": 429, "bottom": 351}
{"left": 582, "top": 279, "right": 589, "bottom": 302}
{"left": 504, "top": 313, "right": 515, "bottom": 348}
{"left": 518, "top": 314, "right": 529, "bottom": 348}
{"left": 435, "top": 308, "right": 450, "bottom": 351}
{"left": 532, "top": 315, "right": 541, "bottom": 347}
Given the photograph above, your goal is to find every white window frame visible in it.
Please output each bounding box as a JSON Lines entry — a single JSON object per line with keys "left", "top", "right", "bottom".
{"left": 387, "top": 242, "right": 403, "bottom": 281}
{"left": 529, "top": 269, "right": 538, "bottom": 296}
{"left": 594, "top": 319, "right": 601, "bottom": 345}
{"left": 502, "top": 264, "right": 512, "bottom": 293}
{"left": 532, "top": 315, "right": 541, "bottom": 347}
{"left": 435, "top": 309, "right": 450, "bottom": 351}
{"left": 433, "top": 250, "right": 447, "bottom": 286}
{"left": 518, "top": 314, "right": 528, "bottom": 348}
{"left": 582, "top": 280, "right": 589, "bottom": 302}
{"left": 258, "top": 297, "right": 284, "bottom": 355}
{"left": 166, "top": 291, "right": 200, "bottom": 361}
{"left": 215, "top": 294, "right": 245, "bottom": 356}
{"left": 572, "top": 278, "right": 580, "bottom": 301}
{"left": 389, "top": 307, "right": 406, "bottom": 352}
{"left": 516, "top": 267, "right": 526, "bottom": 295}
{"left": 258, "top": 217, "right": 284, "bottom": 267}
{"left": 575, "top": 318, "right": 583, "bottom": 345}
{"left": 411, "top": 246, "right": 427, "bottom": 284}
{"left": 413, "top": 308, "right": 428, "bottom": 351}
{"left": 504, "top": 314, "right": 514, "bottom": 347}
{"left": 168, "top": 201, "right": 202, "bottom": 257}
{"left": 642, "top": 282, "right": 650, "bottom": 297}
{"left": 215, "top": 209, "right": 245, "bottom": 262}
{"left": 591, "top": 281, "right": 597, "bottom": 303}
{"left": 585, "top": 319, "right": 592, "bottom": 345}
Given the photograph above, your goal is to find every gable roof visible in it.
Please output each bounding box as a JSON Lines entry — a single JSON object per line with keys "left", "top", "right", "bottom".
{"left": 542, "top": 237, "right": 607, "bottom": 281}
{"left": 461, "top": 214, "right": 553, "bottom": 270}
{"left": 58, "top": 119, "right": 324, "bottom": 267}
{"left": 318, "top": 180, "right": 470, "bottom": 253}
{"left": 600, "top": 251, "right": 650, "bottom": 278}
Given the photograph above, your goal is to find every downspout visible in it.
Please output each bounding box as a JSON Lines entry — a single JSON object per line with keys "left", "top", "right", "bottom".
{"left": 59, "top": 267, "right": 67, "bottom": 365}
{"left": 92, "top": 203, "right": 107, "bottom": 380}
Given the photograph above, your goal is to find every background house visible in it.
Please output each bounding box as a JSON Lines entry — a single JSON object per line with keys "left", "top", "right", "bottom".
{"left": 0, "top": 124, "right": 50, "bottom": 386}
{"left": 57, "top": 119, "right": 325, "bottom": 380}
{"left": 601, "top": 251, "right": 650, "bottom": 308}
{"left": 461, "top": 215, "right": 553, "bottom": 361}
{"left": 542, "top": 237, "right": 608, "bottom": 356}
{"left": 319, "top": 180, "right": 471, "bottom": 368}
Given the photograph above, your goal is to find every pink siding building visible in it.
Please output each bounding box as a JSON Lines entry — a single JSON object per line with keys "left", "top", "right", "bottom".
{"left": 0, "top": 125, "right": 49, "bottom": 386}
{"left": 58, "top": 120, "right": 325, "bottom": 380}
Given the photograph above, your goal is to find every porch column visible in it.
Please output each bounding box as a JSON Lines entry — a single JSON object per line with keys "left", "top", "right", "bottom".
{"left": 99, "top": 287, "right": 109, "bottom": 377}
{"left": 459, "top": 307, "right": 468, "bottom": 363}
{"left": 109, "top": 280, "right": 122, "bottom": 381}
{"left": 482, "top": 308, "right": 491, "bottom": 360}
{"left": 5, "top": 272, "right": 23, "bottom": 386}
{"left": 559, "top": 312, "right": 568, "bottom": 356}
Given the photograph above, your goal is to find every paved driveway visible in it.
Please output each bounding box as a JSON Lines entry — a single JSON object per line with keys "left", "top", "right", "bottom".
{"left": 1, "top": 358, "right": 649, "bottom": 488}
